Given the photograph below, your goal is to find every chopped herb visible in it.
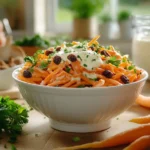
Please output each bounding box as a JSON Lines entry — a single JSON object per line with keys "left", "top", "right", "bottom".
{"left": 107, "top": 56, "right": 121, "bottom": 67}
{"left": 95, "top": 49, "right": 99, "bottom": 53}
{"left": 76, "top": 45, "right": 83, "bottom": 48}
{"left": 83, "top": 64, "right": 87, "bottom": 67}
{"left": 122, "top": 57, "right": 127, "bottom": 62}
{"left": 128, "top": 65, "right": 135, "bottom": 70}
{"left": 91, "top": 78, "right": 98, "bottom": 81}
{"left": 66, "top": 43, "right": 73, "bottom": 47}
{"left": 72, "top": 137, "right": 80, "bottom": 142}
{"left": 86, "top": 55, "right": 89, "bottom": 58}
{"left": 77, "top": 55, "right": 82, "bottom": 61}
{"left": 24, "top": 56, "right": 35, "bottom": 64}
{"left": 64, "top": 49, "right": 68, "bottom": 53}
{"left": 116, "top": 118, "right": 119, "bottom": 120}
{"left": 35, "top": 133, "right": 39, "bottom": 137}
{"left": 39, "top": 61, "right": 49, "bottom": 70}
{"left": 11, "top": 144, "right": 17, "bottom": 150}
{"left": 92, "top": 59, "right": 96, "bottom": 62}
{"left": 0, "top": 97, "right": 28, "bottom": 143}
{"left": 134, "top": 69, "right": 137, "bottom": 73}
{"left": 65, "top": 66, "right": 71, "bottom": 73}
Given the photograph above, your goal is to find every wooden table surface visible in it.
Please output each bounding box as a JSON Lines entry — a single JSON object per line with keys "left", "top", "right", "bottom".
{"left": 0, "top": 82, "right": 150, "bottom": 150}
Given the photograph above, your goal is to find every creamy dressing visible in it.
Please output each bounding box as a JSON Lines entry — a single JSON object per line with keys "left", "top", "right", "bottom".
{"left": 54, "top": 45, "right": 103, "bottom": 70}
{"left": 83, "top": 72, "right": 97, "bottom": 79}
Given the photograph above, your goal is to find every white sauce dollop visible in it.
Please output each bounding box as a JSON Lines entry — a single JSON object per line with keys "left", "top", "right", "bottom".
{"left": 54, "top": 45, "right": 103, "bottom": 70}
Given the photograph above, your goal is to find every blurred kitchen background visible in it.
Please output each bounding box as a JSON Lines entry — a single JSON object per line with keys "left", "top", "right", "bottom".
{"left": 0, "top": 0, "right": 150, "bottom": 56}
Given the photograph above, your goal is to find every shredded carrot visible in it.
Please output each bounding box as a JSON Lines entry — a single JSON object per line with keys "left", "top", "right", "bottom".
{"left": 54, "top": 124, "right": 150, "bottom": 150}
{"left": 18, "top": 35, "right": 142, "bottom": 88}
{"left": 88, "top": 35, "right": 100, "bottom": 46}
{"left": 136, "top": 95, "right": 150, "bottom": 108}
{"left": 124, "top": 135, "right": 150, "bottom": 150}
{"left": 130, "top": 114, "right": 150, "bottom": 124}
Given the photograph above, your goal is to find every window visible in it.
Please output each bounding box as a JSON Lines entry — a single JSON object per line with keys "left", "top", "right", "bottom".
{"left": 56, "top": 0, "right": 73, "bottom": 23}
{"left": 119, "top": 0, "right": 150, "bottom": 15}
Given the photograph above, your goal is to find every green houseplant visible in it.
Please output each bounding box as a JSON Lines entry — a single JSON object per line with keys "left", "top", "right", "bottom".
{"left": 117, "top": 10, "right": 132, "bottom": 39}
{"left": 69, "top": 0, "right": 106, "bottom": 39}
{"left": 99, "top": 13, "right": 112, "bottom": 39}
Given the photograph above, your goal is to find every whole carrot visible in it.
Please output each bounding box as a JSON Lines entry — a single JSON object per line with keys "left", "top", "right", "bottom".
{"left": 54, "top": 124, "right": 150, "bottom": 150}
{"left": 130, "top": 115, "right": 150, "bottom": 124}
{"left": 136, "top": 95, "right": 150, "bottom": 108}
{"left": 123, "top": 135, "right": 150, "bottom": 150}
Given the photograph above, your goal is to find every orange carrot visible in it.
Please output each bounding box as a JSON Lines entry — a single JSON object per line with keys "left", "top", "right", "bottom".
{"left": 88, "top": 35, "right": 100, "bottom": 46}
{"left": 130, "top": 115, "right": 150, "bottom": 124}
{"left": 123, "top": 135, "right": 150, "bottom": 150}
{"left": 54, "top": 124, "right": 150, "bottom": 150}
{"left": 136, "top": 95, "right": 150, "bottom": 108}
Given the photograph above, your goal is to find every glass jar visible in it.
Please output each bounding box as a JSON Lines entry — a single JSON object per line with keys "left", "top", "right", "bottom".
{"left": 132, "top": 15, "right": 150, "bottom": 80}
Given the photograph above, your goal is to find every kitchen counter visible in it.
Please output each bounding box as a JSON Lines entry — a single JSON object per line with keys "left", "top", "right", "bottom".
{"left": 0, "top": 81, "right": 150, "bottom": 150}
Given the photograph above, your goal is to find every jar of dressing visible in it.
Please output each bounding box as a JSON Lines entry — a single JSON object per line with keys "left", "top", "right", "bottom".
{"left": 132, "top": 15, "right": 150, "bottom": 80}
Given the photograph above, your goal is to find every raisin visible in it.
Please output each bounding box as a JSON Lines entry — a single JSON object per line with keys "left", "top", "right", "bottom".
{"left": 45, "top": 50, "right": 53, "bottom": 56}
{"left": 53, "top": 56, "right": 62, "bottom": 65}
{"left": 90, "top": 46, "right": 94, "bottom": 51}
{"left": 102, "top": 70, "right": 114, "bottom": 78}
{"left": 120, "top": 75, "right": 130, "bottom": 84}
{"left": 100, "top": 50, "right": 110, "bottom": 57}
{"left": 56, "top": 46, "right": 61, "bottom": 51}
{"left": 23, "top": 70, "right": 32, "bottom": 78}
{"left": 67, "top": 54, "right": 77, "bottom": 62}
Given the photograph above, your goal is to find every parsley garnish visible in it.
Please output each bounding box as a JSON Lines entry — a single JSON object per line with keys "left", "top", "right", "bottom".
{"left": 24, "top": 56, "right": 35, "bottom": 64}
{"left": 86, "top": 55, "right": 89, "bottom": 58}
{"left": 39, "top": 61, "right": 49, "bottom": 70}
{"left": 66, "top": 42, "right": 73, "bottom": 47}
{"left": 122, "top": 57, "right": 127, "bottom": 62}
{"left": 65, "top": 66, "right": 71, "bottom": 73}
{"left": 0, "top": 97, "right": 28, "bottom": 143}
{"left": 77, "top": 55, "right": 82, "bottom": 61}
{"left": 107, "top": 56, "right": 121, "bottom": 67}
{"left": 76, "top": 45, "right": 83, "bottom": 48}
{"left": 92, "top": 59, "right": 96, "bottom": 62}
{"left": 83, "top": 64, "right": 87, "bottom": 67}
{"left": 72, "top": 137, "right": 80, "bottom": 142}
{"left": 64, "top": 49, "right": 68, "bottom": 53}
{"left": 91, "top": 78, "right": 98, "bottom": 81}
{"left": 128, "top": 65, "right": 135, "bottom": 70}
{"left": 134, "top": 69, "right": 137, "bottom": 73}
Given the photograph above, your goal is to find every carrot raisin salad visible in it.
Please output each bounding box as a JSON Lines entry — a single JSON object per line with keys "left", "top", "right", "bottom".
{"left": 18, "top": 36, "right": 142, "bottom": 87}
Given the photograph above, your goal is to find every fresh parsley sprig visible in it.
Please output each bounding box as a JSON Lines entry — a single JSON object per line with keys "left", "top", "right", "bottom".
{"left": 107, "top": 56, "right": 121, "bottom": 67}
{"left": 0, "top": 97, "right": 28, "bottom": 143}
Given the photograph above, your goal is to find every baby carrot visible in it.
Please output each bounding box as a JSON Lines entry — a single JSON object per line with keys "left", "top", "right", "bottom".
{"left": 130, "top": 115, "right": 150, "bottom": 124}
{"left": 123, "top": 135, "right": 150, "bottom": 150}
{"left": 54, "top": 124, "right": 150, "bottom": 150}
{"left": 136, "top": 95, "right": 150, "bottom": 108}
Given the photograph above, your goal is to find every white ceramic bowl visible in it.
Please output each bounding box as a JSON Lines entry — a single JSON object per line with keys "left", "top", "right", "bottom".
{"left": 13, "top": 68, "right": 148, "bottom": 132}
{"left": 0, "top": 65, "right": 22, "bottom": 90}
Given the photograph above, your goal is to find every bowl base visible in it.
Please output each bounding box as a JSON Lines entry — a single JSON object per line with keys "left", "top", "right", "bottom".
{"left": 49, "top": 119, "right": 111, "bottom": 133}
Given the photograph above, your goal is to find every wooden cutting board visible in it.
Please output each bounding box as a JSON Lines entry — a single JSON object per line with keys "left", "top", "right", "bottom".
{"left": 0, "top": 99, "right": 150, "bottom": 150}
{"left": 0, "top": 82, "right": 149, "bottom": 150}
